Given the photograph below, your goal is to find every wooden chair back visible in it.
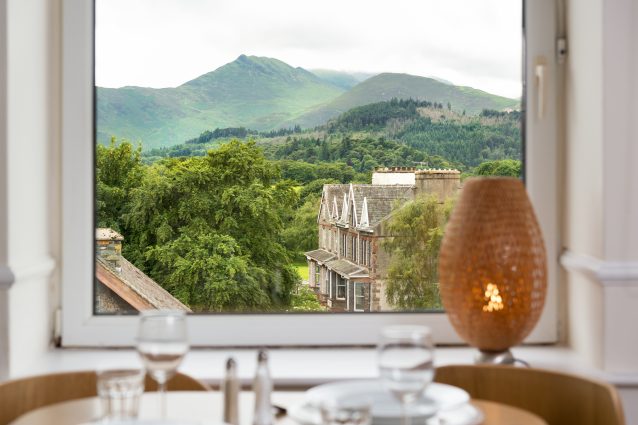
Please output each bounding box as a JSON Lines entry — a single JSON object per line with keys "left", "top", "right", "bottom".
{"left": 434, "top": 364, "right": 625, "bottom": 425}
{"left": 0, "top": 370, "right": 208, "bottom": 425}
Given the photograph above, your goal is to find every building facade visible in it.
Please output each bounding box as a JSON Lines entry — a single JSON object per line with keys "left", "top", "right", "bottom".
{"left": 305, "top": 168, "right": 460, "bottom": 312}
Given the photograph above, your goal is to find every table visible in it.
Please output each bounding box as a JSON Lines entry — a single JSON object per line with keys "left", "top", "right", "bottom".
{"left": 10, "top": 391, "right": 547, "bottom": 425}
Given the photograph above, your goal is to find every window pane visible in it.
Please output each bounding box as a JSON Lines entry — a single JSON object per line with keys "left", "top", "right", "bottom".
{"left": 95, "top": 0, "right": 522, "bottom": 315}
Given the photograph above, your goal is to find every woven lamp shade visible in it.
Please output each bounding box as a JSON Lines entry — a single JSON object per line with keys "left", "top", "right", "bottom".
{"left": 438, "top": 177, "right": 547, "bottom": 352}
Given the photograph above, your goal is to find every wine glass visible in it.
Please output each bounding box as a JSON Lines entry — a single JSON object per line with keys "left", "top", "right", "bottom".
{"left": 136, "top": 309, "right": 189, "bottom": 420}
{"left": 378, "top": 325, "right": 435, "bottom": 425}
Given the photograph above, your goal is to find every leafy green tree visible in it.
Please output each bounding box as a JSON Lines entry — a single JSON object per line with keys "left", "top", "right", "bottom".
{"left": 282, "top": 195, "right": 322, "bottom": 257}
{"left": 290, "top": 283, "right": 325, "bottom": 312}
{"left": 96, "top": 138, "right": 145, "bottom": 231}
{"left": 145, "top": 232, "right": 270, "bottom": 311}
{"left": 125, "top": 140, "right": 299, "bottom": 311}
{"left": 383, "top": 195, "right": 453, "bottom": 310}
{"left": 298, "top": 178, "right": 339, "bottom": 203}
{"left": 474, "top": 159, "right": 522, "bottom": 177}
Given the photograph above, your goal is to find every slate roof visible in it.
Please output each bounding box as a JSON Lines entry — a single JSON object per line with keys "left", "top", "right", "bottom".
{"left": 350, "top": 185, "right": 414, "bottom": 228}
{"left": 320, "top": 184, "right": 349, "bottom": 222}
{"left": 325, "top": 258, "right": 369, "bottom": 279}
{"left": 96, "top": 256, "right": 191, "bottom": 312}
{"left": 305, "top": 249, "right": 337, "bottom": 263}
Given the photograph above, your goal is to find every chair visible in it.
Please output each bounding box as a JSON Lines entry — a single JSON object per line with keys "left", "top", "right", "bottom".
{"left": 434, "top": 364, "right": 625, "bottom": 425}
{"left": 0, "top": 370, "right": 208, "bottom": 425}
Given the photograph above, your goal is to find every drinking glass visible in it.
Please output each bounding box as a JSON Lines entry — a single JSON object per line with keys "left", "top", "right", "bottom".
{"left": 378, "top": 325, "right": 435, "bottom": 425}
{"left": 136, "top": 309, "right": 189, "bottom": 420}
{"left": 97, "top": 368, "right": 145, "bottom": 421}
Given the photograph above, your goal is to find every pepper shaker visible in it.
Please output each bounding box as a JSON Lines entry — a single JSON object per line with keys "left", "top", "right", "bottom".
{"left": 223, "top": 357, "right": 240, "bottom": 425}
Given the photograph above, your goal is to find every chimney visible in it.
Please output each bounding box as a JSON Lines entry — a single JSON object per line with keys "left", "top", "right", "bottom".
{"left": 371, "top": 167, "right": 416, "bottom": 185}
{"left": 96, "top": 228, "right": 124, "bottom": 273}
{"left": 414, "top": 169, "right": 461, "bottom": 202}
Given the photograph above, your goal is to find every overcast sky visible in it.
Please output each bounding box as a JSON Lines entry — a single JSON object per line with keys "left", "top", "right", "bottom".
{"left": 96, "top": 0, "right": 522, "bottom": 98}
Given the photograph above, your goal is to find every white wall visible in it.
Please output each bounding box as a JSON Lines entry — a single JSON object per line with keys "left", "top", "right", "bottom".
{"left": 563, "top": 0, "right": 638, "bottom": 422}
{"left": 564, "top": 0, "right": 638, "bottom": 374}
{"left": 0, "top": 0, "right": 60, "bottom": 379}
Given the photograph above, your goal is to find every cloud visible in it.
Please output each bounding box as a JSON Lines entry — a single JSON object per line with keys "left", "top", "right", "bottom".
{"left": 95, "top": 0, "right": 522, "bottom": 98}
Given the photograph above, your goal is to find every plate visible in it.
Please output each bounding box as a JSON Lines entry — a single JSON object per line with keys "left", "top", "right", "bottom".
{"left": 426, "top": 404, "right": 485, "bottom": 425}
{"left": 289, "top": 380, "right": 470, "bottom": 425}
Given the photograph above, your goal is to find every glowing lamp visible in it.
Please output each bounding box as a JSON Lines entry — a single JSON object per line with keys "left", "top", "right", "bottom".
{"left": 438, "top": 177, "right": 547, "bottom": 363}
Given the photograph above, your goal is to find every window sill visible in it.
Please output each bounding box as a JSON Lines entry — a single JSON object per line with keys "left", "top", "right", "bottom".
{"left": 32, "top": 345, "right": 638, "bottom": 388}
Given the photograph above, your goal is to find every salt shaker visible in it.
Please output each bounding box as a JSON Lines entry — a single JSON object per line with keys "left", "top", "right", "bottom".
{"left": 223, "top": 357, "right": 240, "bottom": 425}
{"left": 252, "top": 350, "right": 273, "bottom": 425}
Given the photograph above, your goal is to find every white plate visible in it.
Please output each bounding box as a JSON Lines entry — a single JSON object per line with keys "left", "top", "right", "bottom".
{"left": 426, "top": 404, "right": 485, "bottom": 425}
{"left": 289, "top": 380, "right": 470, "bottom": 425}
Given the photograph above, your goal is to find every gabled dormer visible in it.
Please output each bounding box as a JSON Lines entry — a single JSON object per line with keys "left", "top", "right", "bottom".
{"left": 348, "top": 184, "right": 358, "bottom": 228}
{"left": 332, "top": 196, "right": 339, "bottom": 219}
{"left": 360, "top": 197, "right": 370, "bottom": 228}
{"left": 340, "top": 193, "right": 348, "bottom": 223}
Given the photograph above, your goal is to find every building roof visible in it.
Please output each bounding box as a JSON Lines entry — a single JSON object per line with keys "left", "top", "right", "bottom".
{"left": 96, "top": 228, "right": 124, "bottom": 241}
{"left": 319, "top": 184, "right": 350, "bottom": 222}
{"left": 305, "top": 249, "right": 337, "bottom": 263}
{"left": 350, "top": 185, "right": 414, "bottom": 228}
{"left": 96, "top": 256, "right": 191, "bottom": 312}
{"left": 324, "top": 258, "right": 369, "bottom": 279}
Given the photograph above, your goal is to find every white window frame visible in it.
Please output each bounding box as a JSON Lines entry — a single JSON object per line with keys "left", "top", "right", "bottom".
{"left": 61, "top": 0, "right": 559, "bottom": 347}
{"left": 354, "top": 282, "right": 365, "bottom": 312}
{"left": 336, "top": 276, "right": 346, "bottom": 300}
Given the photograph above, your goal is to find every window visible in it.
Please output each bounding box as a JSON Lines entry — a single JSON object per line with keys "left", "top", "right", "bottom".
{"left": 354, "top": 283, "right": 365, "bottom": 312}
{"left": 62, "top": 0, "right": 559, "bottom": 346}
{"left": 336, "top": 277, "right": 346, "bottom": 300}
{"left": 352, "top": 236, "right": 357, "bottom": 263}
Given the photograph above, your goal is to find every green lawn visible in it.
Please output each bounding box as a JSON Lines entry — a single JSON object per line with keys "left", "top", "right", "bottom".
{"left": 294, "top": 261, "right": 309, "bottom": 281}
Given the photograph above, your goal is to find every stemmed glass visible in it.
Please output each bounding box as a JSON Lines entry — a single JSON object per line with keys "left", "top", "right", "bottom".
{"left": 378, "top": 325, "right": 435, "bottom": 425}
{"left": 136, "top": 310, "right": 189, "bottom": 420}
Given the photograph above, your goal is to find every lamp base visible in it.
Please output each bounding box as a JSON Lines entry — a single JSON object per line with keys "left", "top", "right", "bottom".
{"left": 474, "top": 349, "right": 516, "bottom": 365}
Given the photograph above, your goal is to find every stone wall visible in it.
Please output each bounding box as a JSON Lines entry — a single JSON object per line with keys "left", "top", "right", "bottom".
{"left": 414, "top": 169, "right": 461, "bottom": 202}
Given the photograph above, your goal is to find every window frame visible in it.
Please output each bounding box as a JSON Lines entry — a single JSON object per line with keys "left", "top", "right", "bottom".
{"left": 61, "top": 0, "right": 560, "bottom": 347}
{"left": 354, "top": 282, "right": 366, "bottom": 312}
{"left": 336, "top": 276, "right": 346, "bottom": 300}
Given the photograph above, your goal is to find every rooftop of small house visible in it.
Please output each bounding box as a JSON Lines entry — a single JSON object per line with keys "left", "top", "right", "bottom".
{"left": 96, "top": 228, "right": 124, "bottom": 241}
{"left": 96, "top": 256, "right": 191, "bottom": 312}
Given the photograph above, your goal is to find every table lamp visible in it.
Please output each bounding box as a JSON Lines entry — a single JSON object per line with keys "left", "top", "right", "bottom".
{"left": 438, "top": 177, "right": 547, "bottom": 364}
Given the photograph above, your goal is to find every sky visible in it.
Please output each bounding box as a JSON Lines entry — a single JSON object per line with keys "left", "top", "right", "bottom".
{"left": 95, "top": 0, "right": 522, "bottom": 99}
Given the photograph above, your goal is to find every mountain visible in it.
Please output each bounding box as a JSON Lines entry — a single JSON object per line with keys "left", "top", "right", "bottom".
{"left": 309, "top": 70, "right": 376, "bottom": 90}
{"left": 97, "top": 55, "right": 345, "bottom": 149}
{"left": 287, "top": 73, "right": 520, "bottom": 129}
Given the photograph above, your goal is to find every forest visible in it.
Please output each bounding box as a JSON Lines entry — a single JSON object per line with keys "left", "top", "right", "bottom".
{"left": 97, "top": 99, "right": 522, "bottom": 313}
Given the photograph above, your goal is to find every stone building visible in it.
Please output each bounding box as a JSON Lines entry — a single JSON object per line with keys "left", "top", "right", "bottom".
{"left": 305, "top": 168, "right": 460, "bottom": 312}
{"left": 95, "top": 228, "right": 191, "bottom": 314}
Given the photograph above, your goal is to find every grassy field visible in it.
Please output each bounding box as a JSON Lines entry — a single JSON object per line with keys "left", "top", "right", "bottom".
{"left": 294, "top": 261, "right": 309, "bottom": 282}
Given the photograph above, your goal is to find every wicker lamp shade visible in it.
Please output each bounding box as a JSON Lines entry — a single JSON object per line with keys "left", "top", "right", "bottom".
{"left": 438, "top": 177, "right": 546, "bottom": 354}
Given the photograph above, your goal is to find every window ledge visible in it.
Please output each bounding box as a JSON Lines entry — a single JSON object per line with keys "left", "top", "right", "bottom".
{"left": 31, "top": 345, "right": 638, "bottom": 388}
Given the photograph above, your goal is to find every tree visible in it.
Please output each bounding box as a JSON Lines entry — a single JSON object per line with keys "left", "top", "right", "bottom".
{"left": 474, "top": 159, "right": 522, "bottom": 177}
{"left": 290, "top": 283, "right": 325, "bottom": 312}
{"left": 383, "top": 195, "right": 453, "bottom": 310}
{"left": 125, "top": 140, "right": 299, "bottom": 311}
{"left": 96, "top": 138, "right": 144, "bottom": 231}
{"left": 282, "top": 195, "right": 322, "bottom": 257}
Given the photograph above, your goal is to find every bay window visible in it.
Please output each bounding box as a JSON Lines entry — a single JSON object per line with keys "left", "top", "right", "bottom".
{"left": 61, "top": 0, "right": 560, "bottom": 347}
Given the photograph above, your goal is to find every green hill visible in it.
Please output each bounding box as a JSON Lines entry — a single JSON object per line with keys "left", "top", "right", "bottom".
{"left": 288, "top": 73, "right": 520, "bottom": 128}
{"left": 97, "top": 55, "right": 345, "bottom": 149}
{"left": 309, "top": 69, "right": 375, "bottom": 90}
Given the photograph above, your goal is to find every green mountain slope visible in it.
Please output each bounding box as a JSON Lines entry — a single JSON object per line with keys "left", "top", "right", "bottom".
{"left": 309, "top": 69, "right": 375, "bottom": 90}
{"left": 288, "top": 73, "right": 520, "bottom": 128}
{"left": 97, "top": 55, "right": 345, "bottom": 149}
